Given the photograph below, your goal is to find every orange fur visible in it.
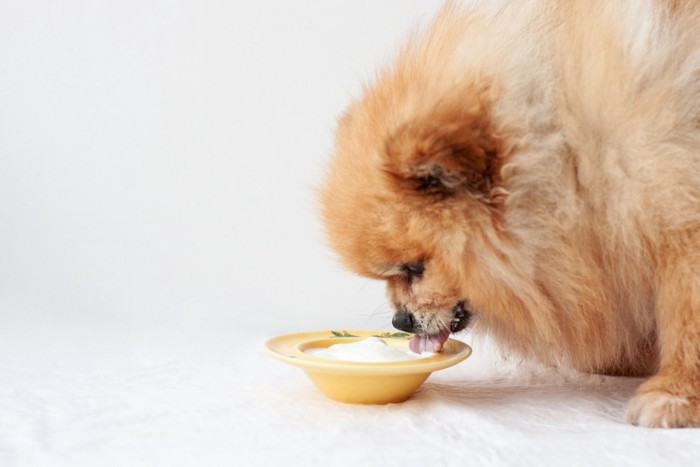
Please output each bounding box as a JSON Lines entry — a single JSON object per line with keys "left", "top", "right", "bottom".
{"left": 319, "top": 0, "right": 700, "bottom": 427}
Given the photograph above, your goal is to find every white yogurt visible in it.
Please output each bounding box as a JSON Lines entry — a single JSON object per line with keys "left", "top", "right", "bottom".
{"left": 304, "top": 336, "right": 433, "bottom": 362}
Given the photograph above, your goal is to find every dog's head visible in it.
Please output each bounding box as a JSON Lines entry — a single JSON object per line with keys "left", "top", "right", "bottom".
{"left": 320, "top": 73, "right": 510, "bottom": 352}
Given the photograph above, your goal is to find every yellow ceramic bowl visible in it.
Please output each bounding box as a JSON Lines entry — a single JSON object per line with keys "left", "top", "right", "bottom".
{"left": 264, "top": 330, "right": 472, "bottom": 404}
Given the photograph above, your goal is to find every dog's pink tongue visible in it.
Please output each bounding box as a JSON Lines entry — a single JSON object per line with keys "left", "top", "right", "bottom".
{"left": 409, "top": 329, "right": 451, "bottom": 354}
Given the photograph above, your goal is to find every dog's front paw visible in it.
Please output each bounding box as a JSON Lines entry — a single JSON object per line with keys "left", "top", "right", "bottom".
{"left": 626, "top": 375, "right": 700, "bottom": 428}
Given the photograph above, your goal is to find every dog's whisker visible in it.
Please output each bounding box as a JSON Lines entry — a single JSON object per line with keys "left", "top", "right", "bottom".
{"left": 359, "top": 303, "right": 396, "bottom": 328}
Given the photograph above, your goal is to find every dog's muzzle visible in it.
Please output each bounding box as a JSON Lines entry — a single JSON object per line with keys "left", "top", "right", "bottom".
{"left": 392, "top": 301, "right": 471, "bottom": 334}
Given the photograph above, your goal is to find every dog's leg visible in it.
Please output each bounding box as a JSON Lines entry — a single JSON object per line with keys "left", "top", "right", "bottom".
{"left": 626, "top": 232, "right": 700, "bottom": 428}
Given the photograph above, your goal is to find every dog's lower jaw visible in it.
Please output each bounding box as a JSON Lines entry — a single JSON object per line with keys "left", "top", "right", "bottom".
{"left": 406, "top": 302, "right": 472, "bottom": 353}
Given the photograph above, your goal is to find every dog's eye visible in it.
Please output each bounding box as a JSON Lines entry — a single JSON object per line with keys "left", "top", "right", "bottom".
{"left": 400, "top": 260, "right": 425, "bottom": 283}
{"left": 416, "top": 175, "right": 441, "bottom": 191}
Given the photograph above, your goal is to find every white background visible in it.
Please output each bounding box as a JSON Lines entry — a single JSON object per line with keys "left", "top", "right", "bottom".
{"left": 0, "top": 0, "right": 445, "bottom": 367}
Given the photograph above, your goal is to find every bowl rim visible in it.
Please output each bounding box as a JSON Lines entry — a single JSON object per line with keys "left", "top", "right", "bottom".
{"left": 264, "top": 329, "right": 472, "bottom": 375}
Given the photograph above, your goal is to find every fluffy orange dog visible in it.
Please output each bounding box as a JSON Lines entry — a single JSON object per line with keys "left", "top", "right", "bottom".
{"left": 319, "top": 0, "right": 700, "bottom": 427}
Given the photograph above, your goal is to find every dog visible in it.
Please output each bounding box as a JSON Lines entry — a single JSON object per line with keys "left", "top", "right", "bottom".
{"left": 319, "top": 0, "right": 700, "bottom": 427}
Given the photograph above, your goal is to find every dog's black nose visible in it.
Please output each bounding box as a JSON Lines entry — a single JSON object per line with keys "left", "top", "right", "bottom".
{"left": 392, "top": 310, "right": 415, "bottom": 332}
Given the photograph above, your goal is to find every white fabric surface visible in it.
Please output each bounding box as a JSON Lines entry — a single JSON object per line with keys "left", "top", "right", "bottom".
{"left": 2, "top": 322, "right": 699, "bottom": 467}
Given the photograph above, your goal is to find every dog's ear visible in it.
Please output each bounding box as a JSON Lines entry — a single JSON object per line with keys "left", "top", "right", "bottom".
{"left": 383, "top": 103, "right": 503, "bottom": 200}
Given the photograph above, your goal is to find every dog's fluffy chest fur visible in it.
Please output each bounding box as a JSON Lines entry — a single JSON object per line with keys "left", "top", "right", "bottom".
{"left": 477, "top": 0, "right": 700, "bottom": 374}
